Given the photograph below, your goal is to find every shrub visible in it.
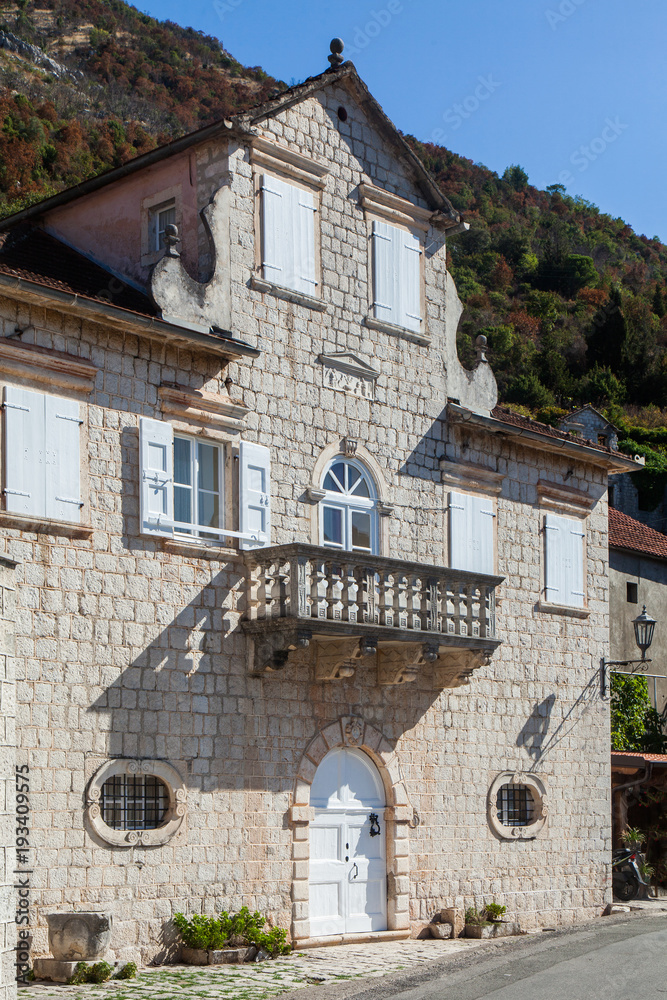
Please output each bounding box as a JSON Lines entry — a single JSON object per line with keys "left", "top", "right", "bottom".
{"left": 67, "top": 961, "right": 113, "bottom": 985}
{"left": 484, "top": 902, "right": 506, "bottom": 921}
{"left": 464, "top": 906, "right": 485, "bottom": 926}
{"left": 113, "top": 962, "right": 138, "bottom": 980}
{"left": 173, "top": 908, "right": 291, "bottom": 957}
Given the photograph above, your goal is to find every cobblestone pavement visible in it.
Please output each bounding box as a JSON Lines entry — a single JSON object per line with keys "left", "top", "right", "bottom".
{"left": 22, "top": 939, "right": 485, "bottom": 1000}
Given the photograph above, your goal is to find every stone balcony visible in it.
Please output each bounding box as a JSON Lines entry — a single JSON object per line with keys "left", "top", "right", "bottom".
{"left": 242, "top": 544, "right": 503, "bottom": 685}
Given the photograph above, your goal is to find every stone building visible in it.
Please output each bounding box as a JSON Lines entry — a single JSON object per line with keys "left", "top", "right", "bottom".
{"left": 0, "top": 48, "right": 639, "bottom": 969}
{"left": 609, "top": 507, "right": 667, "bottom": 713}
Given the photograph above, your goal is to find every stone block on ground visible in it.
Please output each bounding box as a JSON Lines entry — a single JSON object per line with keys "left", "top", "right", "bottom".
{"left": 46, "top": 912, "right": 112, "bottom": 961}
{"left": 429, "top": 922, "right": 453, "bottom": 939}
{"left": 439, "top": 907, "right": 464, "bottom": 938}
{"left": 33, "top": 959, "right": 89, "bottom": 983}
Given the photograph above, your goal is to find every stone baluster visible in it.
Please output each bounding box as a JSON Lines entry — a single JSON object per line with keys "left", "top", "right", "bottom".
{"left": 325, "top": 560, "right": 339, "bottom": 620}
{"left": 312, "top": 558, "right": 328, "bottom": 619}
{"left": 426, "top": 577, "right": 440, "bottom": 633}
{"left": 395, "top": 571, "right": 407, "bottom": 630}
{"left": 378, "top": 570, "right": 392, "bottom": 627}
{"left": 464, "top": 582, "right": 474, "bottom": 638}
{"left": 341, "top": 560, "right": 356, "bottom": 623}
{"left": 409, "top": 573, "right": 421, "bottom": 631}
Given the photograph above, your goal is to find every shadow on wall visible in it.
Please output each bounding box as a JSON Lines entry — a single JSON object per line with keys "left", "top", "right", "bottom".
{"left": 516, "top": 694, "right": 556, "bottom": 760}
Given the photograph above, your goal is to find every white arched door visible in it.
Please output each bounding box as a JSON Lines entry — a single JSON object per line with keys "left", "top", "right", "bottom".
{"left": 309, "top": 748, "right": 387, "bottom": 936}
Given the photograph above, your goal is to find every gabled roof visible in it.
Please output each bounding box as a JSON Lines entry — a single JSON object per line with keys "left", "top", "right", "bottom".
{"left": 609, "top": 507, "right": 667, "bottom": 559}
{"left": 560, "top": 404, "right": 620, "bottom": 432}
{"left": 0, "top": 224, "right": 157, "bottom": 315}
{"left": 0, "top": 63, "right": 459, "bottom": 231}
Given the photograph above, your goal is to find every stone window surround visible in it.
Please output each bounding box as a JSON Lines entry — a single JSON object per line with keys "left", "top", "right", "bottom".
{"left": 250, "top": 136, "right": 327, "bottom": 308}
{"left": 141, "top": 184, "right": 183, "bottom": 267}
{"left": 305, "top": 442, "right": 393, "bottom": 555}
{"left": 289, "top": 716, "right": 415, "bottom": 945}
{"left": 86, "top": 758, "right": 187, "bottom": 847}
{"left": 487, "top": 771, "right": 548, "bottom": 841}
{"left": 360, "top": 182, "right": 431, "bottom": 346}
{"left": 0, "top": 340, "right": 96, "bottom": 538}
{"left": 157, "top": 383, "right": 248, "bottom": 558}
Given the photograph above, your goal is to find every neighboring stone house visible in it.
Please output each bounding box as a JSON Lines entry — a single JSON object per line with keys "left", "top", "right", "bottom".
{"left": 609, "top": 507, "right": 667, "bottom": 713}
{"left": 559, "top": 405, "right": 619, "bottom": 452}
{"left": 0, "top": 46, "right": 639, "bottom": 973}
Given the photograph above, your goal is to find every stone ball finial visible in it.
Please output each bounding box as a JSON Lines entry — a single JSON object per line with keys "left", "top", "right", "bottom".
{"left": 328, "top": 38, "right": 344, "bottom": 69}
{"left": 164, "top": 223, "right": 180, "bottom": 258}
{"left": 475, "top": 333, "right": 489, "bottom": 363}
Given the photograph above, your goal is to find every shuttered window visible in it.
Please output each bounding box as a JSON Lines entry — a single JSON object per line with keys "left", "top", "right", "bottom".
{"left": 372, "top": 220, "right": 422, "bottom": 332}
{"left": 261, "top": 173, "right": 317, "bottom": 295}
{"left": 449, "top": 490, "right": 495, "bottom": 575}
{"left": 544, "top": 512, "right": 586, "bottom": 608}
{"left": 3, "top": 386, "right": 82, "bottom": 523}
{"left": 139, "top": 420, "right": 271, "bottom": 549}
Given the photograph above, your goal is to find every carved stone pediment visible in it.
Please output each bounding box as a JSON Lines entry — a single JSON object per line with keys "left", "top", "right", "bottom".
{"left": 318, "top": 352, "right": 379, "bottom": 400}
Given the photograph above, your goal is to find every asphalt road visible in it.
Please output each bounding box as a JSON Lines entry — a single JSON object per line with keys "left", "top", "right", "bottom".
{"left": 285, "top": 914, "right": 667, "bottom": 1000}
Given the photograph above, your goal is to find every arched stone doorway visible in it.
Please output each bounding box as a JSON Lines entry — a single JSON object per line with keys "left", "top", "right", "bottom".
{"left": 289, "top": 716, "right": 414, "bottom": 944}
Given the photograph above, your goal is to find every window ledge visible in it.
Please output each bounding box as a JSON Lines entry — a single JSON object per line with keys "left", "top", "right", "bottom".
{"left": 364, "top": 314, "right": 430, "bottom": 345}
{"left": 161, "top": 537, "right": 243, "bottom": 562}
{"left": 0, "top": 511, "right": 92, "bottom": 538}
{"left": 536, "top": 600, "right": 590, "bottom": 619}
{"left": 249, "top": 275, "right": 327, "bottom": 311}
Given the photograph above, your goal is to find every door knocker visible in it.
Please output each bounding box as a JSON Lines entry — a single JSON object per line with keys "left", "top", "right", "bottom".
{"left": 369, "top": 812, "right": 381, "bottom": 837}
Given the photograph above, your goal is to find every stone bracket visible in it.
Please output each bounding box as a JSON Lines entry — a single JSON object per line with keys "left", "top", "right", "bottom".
{"left": 377, "top": 645, "right": 424, "bottom": 686}
{"left": 250, "top": 628, "right": 312, "bottom": 675}
{"left": 315, "top": 637, "right": 376, "bottom": 681}
{"left": 434, "top": 648, "right": 492, "bottom": 688}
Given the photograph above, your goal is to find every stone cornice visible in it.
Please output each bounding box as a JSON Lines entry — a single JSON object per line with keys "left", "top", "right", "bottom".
{"left": 537, "top": 479, "right": 597, "bottom": 512}
{"left": 440, "top": 458, "right": 504, "bottom": 496}
{"left": 159, "top": 383, "right": 248, "bottom": 432}
{"left": 250, "top": 136, "right": 329, "bottom": 189}
{"left": 0, "top": 338, "right": 97, "bottom": 392}
{"left": 359, "top": 182, "right": 432, "bottom": 232}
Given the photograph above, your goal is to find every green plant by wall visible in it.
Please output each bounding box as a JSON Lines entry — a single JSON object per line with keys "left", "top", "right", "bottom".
{"left": 484, "top": 902, "right": 507, "bottom": 921}
{"left": 173, "top": 908, "right": 291, "bottom": 957}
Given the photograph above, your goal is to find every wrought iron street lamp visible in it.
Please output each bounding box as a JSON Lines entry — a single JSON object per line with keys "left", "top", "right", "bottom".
{"left": 601, "top": 605, "right": 657, "bottom": 696}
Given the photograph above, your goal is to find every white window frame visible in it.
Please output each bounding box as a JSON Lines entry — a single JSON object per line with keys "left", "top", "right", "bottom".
{"left": 140, "top": 185, "right": 182, "bottom": 266}
{"left": 150, "top": 199, "right": 176, "bottom": 253}
{"left": 319, "top": 457, "right": 379, "bottom": 555}
{"left": 173, "top": 433, "right": 223, "bottom": 541}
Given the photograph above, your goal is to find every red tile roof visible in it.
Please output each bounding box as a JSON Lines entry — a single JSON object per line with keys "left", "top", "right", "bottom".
{"left": 491, "top": 404, "right": 618, "bottom": 456}
{"left": 613, "top": 752, "right": 667, "bottom": 761}
{"left": 609, "top": 507, "right": 667, "bottom": 559}
{"left": 0, "top": 224, "right": 157, "bottom": 316}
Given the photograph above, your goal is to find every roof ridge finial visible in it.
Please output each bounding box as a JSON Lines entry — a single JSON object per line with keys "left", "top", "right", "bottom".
{"left": 328, "top": 37, "right": 344, "bottom": 70}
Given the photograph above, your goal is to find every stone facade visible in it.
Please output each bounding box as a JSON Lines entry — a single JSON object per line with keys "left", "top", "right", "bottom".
{"left": 0, "top": 63, "right": 634, "bottom": 968}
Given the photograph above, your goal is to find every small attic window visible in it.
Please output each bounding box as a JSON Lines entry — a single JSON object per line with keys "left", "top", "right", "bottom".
{"left": 337, "top": 106, "right": 348, "bottom": 122}
{"left": 150, "top": 200, "right": 176, "bottom": 252}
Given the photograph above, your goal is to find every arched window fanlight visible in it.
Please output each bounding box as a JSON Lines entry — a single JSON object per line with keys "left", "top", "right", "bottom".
{"left": 320, "top": 457, "right": 379, "bottom": 554}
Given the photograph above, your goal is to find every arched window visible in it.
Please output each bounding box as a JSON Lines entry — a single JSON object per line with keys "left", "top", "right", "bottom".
{"left": 320, "top": 457, "right": 379, "bottom": 554}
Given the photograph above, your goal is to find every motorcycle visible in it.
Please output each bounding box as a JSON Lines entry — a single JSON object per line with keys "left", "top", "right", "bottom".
{"left": 612, "top": 847, "right": 648, "bottom": 901}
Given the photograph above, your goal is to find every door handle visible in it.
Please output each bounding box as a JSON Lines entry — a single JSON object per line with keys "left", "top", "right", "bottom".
{"left": 351, "top": 862, "right": 358, "bottom": 879}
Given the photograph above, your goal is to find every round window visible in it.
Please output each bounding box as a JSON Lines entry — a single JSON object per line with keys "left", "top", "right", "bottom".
{"left": 487, "top": 772, "right": 547, "bottom": 840}
{"left": 86, "top": 759, "right": 187, "bottom": 847}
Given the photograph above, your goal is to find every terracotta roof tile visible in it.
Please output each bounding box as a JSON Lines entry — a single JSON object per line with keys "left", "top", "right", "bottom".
{"left": 0, "top": 224, "right": 157, "bottom": 317}
{"left": 609, "top": 507, "right": 667, "bottom": 559}
{"left": 491, "top": 405, "right": 617, "bottom": 455}
{"left": 612, "top": 751, "right": 667, "bottom": 764}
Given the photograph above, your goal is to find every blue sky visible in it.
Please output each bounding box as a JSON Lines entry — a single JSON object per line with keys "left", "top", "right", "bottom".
{"left": 140, "top": 0, "right": 666, "bottom": 241}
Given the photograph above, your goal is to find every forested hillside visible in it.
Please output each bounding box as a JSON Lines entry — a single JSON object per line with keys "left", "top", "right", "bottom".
{"left": 1, "top": 1, "right": 667, "bottom": 491}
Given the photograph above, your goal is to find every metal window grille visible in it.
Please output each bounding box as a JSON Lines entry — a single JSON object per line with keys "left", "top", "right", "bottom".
{"left": 496, "top": 784, "right": 535, "bottom": 827}
{"left": 100, "top": 774, "right": 168, "bottom": 831}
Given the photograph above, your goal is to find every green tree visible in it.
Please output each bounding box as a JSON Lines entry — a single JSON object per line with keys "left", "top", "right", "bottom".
{"left": 611, "top": 673, "right": 667, "bottom": 752}
{"left": 587, "top": 286, "right": 627, "bottom": 373}
{"left": 502, "top": 164, "right": 528, "bottom": 191}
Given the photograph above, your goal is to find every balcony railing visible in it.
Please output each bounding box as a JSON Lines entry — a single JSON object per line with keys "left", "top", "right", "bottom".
{"left": 243, "top": 544, "right": 503, "bottom": 682}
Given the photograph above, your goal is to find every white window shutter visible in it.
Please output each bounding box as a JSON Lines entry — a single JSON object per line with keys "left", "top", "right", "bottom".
{"left": 239, "top": 441, "right": 271, "bottom": 550}
{"left": 473, "top": 495, "right": 495, "bottom": 575}
{"left": 3, "top": 386, "right": 46, "bottom": 516}
{"left": 139, "top": 417, "right": 173, "bottom": 536}
{"left": 400, "top": 230, "right": 422, "bottom": 332}
{"left": 566, "top": 520, "right": 586, "bottom": 607}
{"left": 45, "top": 395, "right": 82, "bottom": 522}
{"left": 449, "top": 491, "right": 495, "bottom": 573}
{"left": 372, "top": 220, "right": 399, "bottom": 325}
{"left": 261, "top": 173, "right": 290, "bottom": 285}
{"left": 544, "top": 514, "right": 564, "bottom": 603}
{"left": 293, "top": 185, "right": 317, "bottom": 295}
{"left": 449, "top": 490, "right": 473, "bottom": 571}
